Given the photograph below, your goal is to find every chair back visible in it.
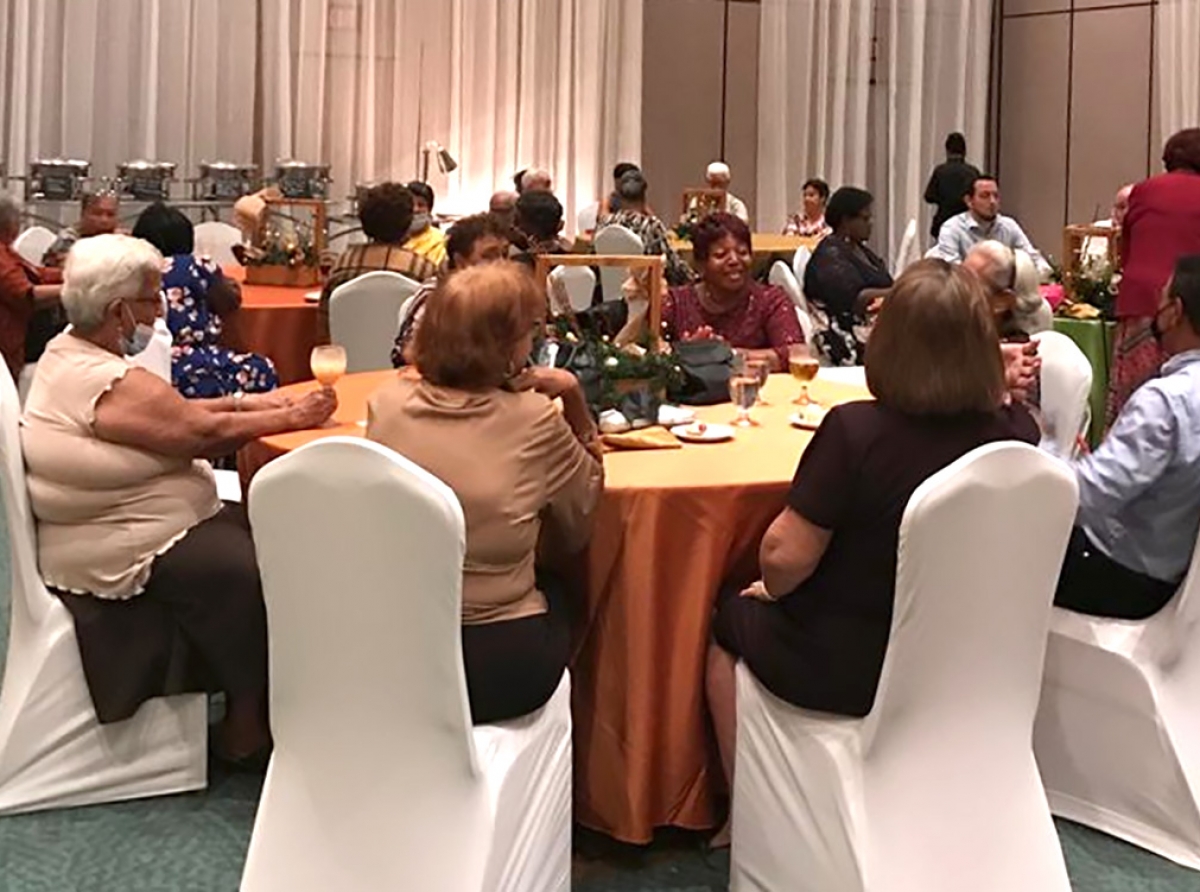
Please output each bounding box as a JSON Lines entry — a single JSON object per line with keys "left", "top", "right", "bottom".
{"left": 1031, "top": 330, "right": 1093, "bottom": 458}
{"left": 892, "top": 218, "right": 920, "bottom": 276}
{"left": 550, "top": 265, "right": 597, "bottom": 313}
{"left": 243, "top": 437, "right": 489, "bottom": 890}
{"left": 862, "top": 443, "right": 1077, "bottom": 875}
{"left": 792, "top": 245, "right": 812, "bottom": 291}
{"left": 769, "top": 260, "right": 806, "bottom": 309}
{"left": 13, "top": 227, "right": 56, "bottom": 267}
{"left": 193, "top": 221, "right": 243, "bottom": 269}
{"left": 329, "top": 271, "right": 421, "bottom": 373}
{"left": 593, "top": 225, "right": 645, "bottom": 302}
{"left": 577, "top": 203, "right": 599, "bottom": 235}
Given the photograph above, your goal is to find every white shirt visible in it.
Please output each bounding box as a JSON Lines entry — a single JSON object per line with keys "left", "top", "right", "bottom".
{"left": 724, "top": 193, "right": 750, "bottom": 224}
{"left": 932, "top": 211, "right": 1050, "bottom": 279}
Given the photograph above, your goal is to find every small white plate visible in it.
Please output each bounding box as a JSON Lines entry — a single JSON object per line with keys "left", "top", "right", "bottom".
{"left": 789, "top": 408, "right": 829, "bottom": 430}
{"left": 658, "top": 404, "right": 696, "bottom": 427}
{"left": 303, "top": 290, "right": 322, "bottom": 302}
{"left": 671, "top": 422, "right": 735, "bottom": 443}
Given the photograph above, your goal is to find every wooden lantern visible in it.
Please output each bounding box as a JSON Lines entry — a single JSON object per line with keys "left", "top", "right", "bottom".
{"left": 534, "top": 254, "right": 665, "bottom": 348}
{"left": 1061, "top": 223, "right": 1120, "bottom": 300}
{"left": 244, "top": 197, "right": 328, "bottom": 288}
{"left": 680, "top": 188, "right": 726, "bottom": 220}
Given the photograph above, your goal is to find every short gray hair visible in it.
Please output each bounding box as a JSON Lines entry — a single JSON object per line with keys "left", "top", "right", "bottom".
{"left": 964, "top": 240, "right": 1015, "bottom": 296}
{"left": 0, "top": 193, "right": 21, "bottom": 235}
{"left": 62, "top": 233, "right": 163, "bottom": 332}
{"left": 1012, "top": 249, "right": 1053, "bottom": 334}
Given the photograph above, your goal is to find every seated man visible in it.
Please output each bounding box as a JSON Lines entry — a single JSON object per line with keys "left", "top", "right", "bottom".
{"left": 514, "top": 190, "right": 572, "bottom": 259}
{"left": 402, "top": 181, "right": 448, "bottom": 267}
{"left": 1053, "top": 255, "right": 1200, "bottom": 619}
{"left": 932, "top": 175, "right": 1050, "bottom": 280}
{"left": 700, "top": 162, "right": 749, "bottom": 223}
{"left": 41, "top": 190, "right": 120, "bottom": 268}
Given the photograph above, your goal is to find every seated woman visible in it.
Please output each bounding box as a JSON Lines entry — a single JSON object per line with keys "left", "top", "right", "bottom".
{"left": 704, "top": 259, "right": 1039, "bottom": 843}
{"left": 597, "top": 169, "right": 694, "bottom": 287}
{"left": 20, "top": 234, "right": 337, "bottom": 762}
{"left": 803, "top": 186, "right": 893, "bottom": 366}
{"left": 783, "top": 178, "right": 832, "bottom": 238}
{"left": 320, "top": 182, "right": 441, "bottom": 340}
{"left": 132, "top": 203, "right": 278, "bottom": 398}
{"left": 403, "top": 180, "right": 449, "bottom": 267}
{"left": 368, "top": 262, "right": 604, "bottom": 724}
{"left": 0, "top": 193, "right": 62, "bottom": 382}
{"left": 663, "top": 212, "right": 805, "bottom": 372}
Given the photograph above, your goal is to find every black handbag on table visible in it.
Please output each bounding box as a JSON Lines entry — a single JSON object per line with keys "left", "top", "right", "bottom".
{"left": 669, "top": 339, "right": 733, "bottom": 406}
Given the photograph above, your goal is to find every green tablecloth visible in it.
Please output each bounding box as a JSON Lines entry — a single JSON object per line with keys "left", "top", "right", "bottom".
{"left": 1052, "top": 318, "right": 1116, "bottom": 446}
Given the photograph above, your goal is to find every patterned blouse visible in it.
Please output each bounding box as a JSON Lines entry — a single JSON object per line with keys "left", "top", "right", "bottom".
{"left": 596, "top": 209, "right": 694, "bottom": 286}
{"left": 663, "top": 281, "right": 805, "bottom": 368}
{"left": 783, "top": 214, "right": 832, "bottom": 239}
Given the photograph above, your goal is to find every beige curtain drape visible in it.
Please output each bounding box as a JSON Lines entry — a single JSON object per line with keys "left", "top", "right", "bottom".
{"left": 1158, "top": 0, "right": 1200, "bottom": 142}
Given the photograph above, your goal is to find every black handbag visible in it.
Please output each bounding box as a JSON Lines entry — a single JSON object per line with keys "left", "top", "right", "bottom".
{"left": 669, "top": 339, "right": 733, "bottom": 405}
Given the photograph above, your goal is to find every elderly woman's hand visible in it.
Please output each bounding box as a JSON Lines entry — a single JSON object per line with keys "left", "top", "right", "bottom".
{"left": 683, "top": 325, "right": 723, "bottom": 342}
{"left": 288, "top": 388, "right": 338, "bottom": 430}
{"left": 242, "top": 391, "right": 293, "bottom": 411}
{"left": 1001, "top": 341, "right": 1041, "bottom": 402}
{"left": 513, "top": 366, "right": 581, "bottom": 400}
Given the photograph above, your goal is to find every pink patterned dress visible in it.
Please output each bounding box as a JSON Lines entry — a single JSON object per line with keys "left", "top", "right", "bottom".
{"left": 663, "top": 282, "right": 805, "bottom": 368}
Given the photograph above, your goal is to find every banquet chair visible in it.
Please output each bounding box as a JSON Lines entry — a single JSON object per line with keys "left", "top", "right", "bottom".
{"left": 817, "top": 366, "right": 867, "bottom": 388}
{"left": 892, "top": 219, "right": 920, "bottom": 276}
{"left": 792, "top": 246, "right": 812, "bottom": 294}
{"left": 242, "top": 437, "right": 572, "bottom": 892}
{"left": 0, "top": 364, "right": 207, "bottom": 816}
{"left": 577, "top": 203, "right": 600, "bottom": 235}
{"left": 1031, "top": 330, "right": 1092, "bottom": 458}
{"left": 593, "top": 224, "right": 644, "bottom": 302}
{"left": 550, "top": 265, "right": 597, "bottom": 313}
{"left": 731, "top": 442, "right": 1077, "bottom": 892}
{"left": 329, "top": 271, "right": 422, "bottom": 373}
{"left": 194, "top": 221, "right": 243, "bottom": 268}
{"left": 1033, "top": 526, "right": 1200, "bottom": 868}
{"left": 13, "top": 226, "right": 55, "bottom": 267}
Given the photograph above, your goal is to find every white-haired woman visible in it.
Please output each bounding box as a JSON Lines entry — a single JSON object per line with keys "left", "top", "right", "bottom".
{"left": 20, "top": 234, "right": 337, "bottom": 766}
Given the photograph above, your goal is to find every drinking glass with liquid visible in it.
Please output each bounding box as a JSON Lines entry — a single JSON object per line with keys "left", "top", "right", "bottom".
{"left": 788, "top": 343, "right": 820, "bottom": 406}
{"left": 730, "top": 374, "right": 761, "bottom": 427}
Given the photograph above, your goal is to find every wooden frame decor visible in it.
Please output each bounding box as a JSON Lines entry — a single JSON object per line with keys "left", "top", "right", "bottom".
{"left": 534, "top": 253, "right": 665, "bottom": 348}
{"left": 1061, "top": 223, "right": 1120, "bottom": 301}
{"left": 680, "top": 188, "right": 725, "bottom": 219}
{"left": 244, "top": 197, "right": 328, "bottom": 288}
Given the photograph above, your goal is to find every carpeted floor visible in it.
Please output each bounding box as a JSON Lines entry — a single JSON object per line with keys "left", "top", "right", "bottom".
{"left": 2, "top": 518, "right": 1200, "bottom": 890}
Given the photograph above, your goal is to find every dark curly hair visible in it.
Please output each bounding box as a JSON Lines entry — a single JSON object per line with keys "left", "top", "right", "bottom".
{"left": 691, "top": 212, "right": 752, "bottom": 262}
{"left": 406, "top": 180, "right": 435, "bottom": 210}
{"left": 802, "top": 178, "right": 830, "bottom": 201}
{"left": 132, "top": 201, "right": 194, "bottom": 256}
{"left": 516, "top": 190, "right": 564, "bottom": 240}
{"left": 445, "top": 213, "right": 511, "bottom": 269}
{"left": 1163, "top": 128, "right": 1200, "bottom": 174}
{"left": 359, "top": 182, "right": 415, "bottom": 244}
{"left": 825, "top": 186, "right": 875, "bottom": 231}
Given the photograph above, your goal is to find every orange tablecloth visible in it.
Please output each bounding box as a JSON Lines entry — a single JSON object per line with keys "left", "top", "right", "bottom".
{"left": 222, "top": 267, "right": 323, "bottom": 385}
{"left": 238, "top": 371, "right": 869, "bottom": 843}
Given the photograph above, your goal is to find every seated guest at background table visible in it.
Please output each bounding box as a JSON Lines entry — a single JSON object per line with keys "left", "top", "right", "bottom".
{"left": 403, "top": 180, "right": 448, "bottom": 267}
{"left": 924, "top": 132, "right": 982, "bottom": 241}
{"left": 1109, "top": 128, "right": 1200, "bottom": 424}
{"left": 0, "top": 194, "right": 62, "bottom": 383}
{"left": 963, "top": 240, "right": 1052, "bottom": 339}
{"left": 515, "top": 168, "right": 554, "bottom": 194}
{"left": 392, "top": 212, "right": 511, "bottom": 367}
{"left": 1053, "top": 255, "right": 1200, "bottom": 620}
{"left": 1084, "top": 183, "right": 1134, "bottom": 261}
{"left": 20, "top": 233, "right": 336, "bottom": 764}
{"left": 704, "top": 259, "right": 1039, "bottom": 845}
{"left": 803, "top": 186, "right": 893, "bottom": 366}
{"left": 489, "top": 189, "right": 525, "bottom": 251}
{"left": 514, "top": 189, "right": 572, "bottom": 259}
{"left": 42, "top": 189, "right": 120, "bottom": 268}
{"left": 598, "top": 161, "right": 641, "bottom": 217}
{"left": 702, "top": 162, "right": 750, "bottom": 223}
{"left": 662, "top": 212, "right": 804, "bottom": 372}
{"left": 131, "top": 202, "right": 278, "bottom": 399}
{"left": 320, "top": 182, "right": 440, "bottom": 340}
{"left": 597, "top": 169, "right": 694, "bottom": 287}
{"left": 368, "top": 262, "right": 603, "bottom": 724}
{"left": 783, "top": 178, "right": 832, "bottom": 238}
{"left": 932, "top": 175, "right": 1051, "bottom": 279}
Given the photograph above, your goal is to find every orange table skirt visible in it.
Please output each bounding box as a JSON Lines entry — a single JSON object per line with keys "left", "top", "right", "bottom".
{"left": 238, "top": 371, "right": 868, "bottom": 843}
{"left": 222, "top": 267, "right": 324, "bottom": 386}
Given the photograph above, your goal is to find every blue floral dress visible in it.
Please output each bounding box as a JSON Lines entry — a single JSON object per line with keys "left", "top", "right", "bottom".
{"left": 163, "top": 255, "right": 279, "bottom": 398}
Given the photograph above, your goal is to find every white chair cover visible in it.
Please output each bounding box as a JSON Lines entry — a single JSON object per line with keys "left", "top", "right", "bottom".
{"left": 329, "top": 271, "right": 421, "bottom": 373}
{"left": 593, "top": 224, "right": 644, "bottom": 302}
{"left": 1034, "top": 526, "right": 1200, "bottom": 868}
{"left": 817, "top": 366, "right": 867, "bottom": 388}
{"left": 550, "top": 266, "right": 596, "bottom": 313}
{"left": 892, "top": 219, "right": 921, "bottom": 276}
{"left": 732, "top": 442, "right": 1078, "bottom": 892}
{"left": 792, "top": 245, "right": 812, "bottom": 290}
{"left": 1032, "top": 330, "right": 1093, "bottom": 459}
{"left": 577, "top": 203, "right": 600, "bottom": 235}
{"left": 0, "top": 364, "right": 207, "bottom": 816}
{"left": 194, "top": 221, "right": 244, "bottom": 269}
{"left": 241, "top": 438, "right": 570, "bottom": 892}
{"left": 13, "top": 226, "right": 56, "bottom": 267}
{"left": 769, "top": 260, "right": 806, "bottom": 311}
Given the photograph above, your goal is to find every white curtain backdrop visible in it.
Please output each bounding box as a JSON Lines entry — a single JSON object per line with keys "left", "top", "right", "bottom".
{"left": 1158, "top": 0, "right": 1200, "bottom": 141}
{"left": 0, "top": 0, "right": 257, "bottom": 200}
{"left": 757, "top": 0, "right": 993, "bottom": 260}
{"left": 757, "top": 0, "right": 875, "bottom": 238}
{"left": 261, "top": 0, "right": 642, "bottom": 227}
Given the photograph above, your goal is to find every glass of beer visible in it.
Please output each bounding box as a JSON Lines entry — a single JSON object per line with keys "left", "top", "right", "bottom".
{"left": 730, "top": 374, "right": 761, "bottom": 427}
{"left": 310, "top": 344, "right": 347, "bottom": 388}
{"left": 788, "top": 343, "right": 820, "bottom": 405}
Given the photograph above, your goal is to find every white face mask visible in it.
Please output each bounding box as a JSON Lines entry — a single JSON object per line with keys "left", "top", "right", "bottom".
{"left": 119, "top": 303, "right": 155, "bottom": 356}
{"left": 409, "top": 213, "right": 433, "bottom": 236}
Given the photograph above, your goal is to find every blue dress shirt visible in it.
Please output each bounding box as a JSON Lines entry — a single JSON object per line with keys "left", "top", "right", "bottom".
{"left": 932, "top": 211, "right": 1050, "bottom": 277}
{"left": 1074, "top": 349, "right": 1200, "bottom": 583}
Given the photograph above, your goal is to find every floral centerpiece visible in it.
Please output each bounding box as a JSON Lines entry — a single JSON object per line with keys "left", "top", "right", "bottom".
{"left": 243, "top": 200, "right": 324, "bottom": 288}
{"left": 1050, "top": 252, "right": 1118, "bottom": 321}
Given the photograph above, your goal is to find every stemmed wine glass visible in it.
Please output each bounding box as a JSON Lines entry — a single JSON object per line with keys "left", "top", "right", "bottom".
{"left": 788, "top": 343, "right": 820, "bottom": 406}
{"left": 729, "top": 370, "right": 761, "bottom": 428}
{"left": 310, "top": 344, "right": 347, "bottom": 389}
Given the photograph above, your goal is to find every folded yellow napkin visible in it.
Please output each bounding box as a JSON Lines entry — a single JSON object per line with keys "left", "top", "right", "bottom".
{"left": 601, "top": 428, "right": 682, "bottom": 451}
{"left": 1062, "top": 301, "right": 1101, "bottom": 320}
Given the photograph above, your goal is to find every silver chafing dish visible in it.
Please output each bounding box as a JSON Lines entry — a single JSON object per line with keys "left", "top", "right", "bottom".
{"left": 274, "top": 160, "right": 331, "bottom": 199}
{"left": 194, "top": 161, "right": 260, "bottom": 201}
{"left": 117, "top": 160, "right": 176, "bottom": 201}
{"left": 26, "top": 158, "right": 91, "bottom": 201}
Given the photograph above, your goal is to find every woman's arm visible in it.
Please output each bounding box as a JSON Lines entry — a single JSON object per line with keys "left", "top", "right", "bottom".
{"left": 759, "top": 507, "right": 833, "bottom": 598}
{"left": 93, "top": 368, "right": 336, "bottom": 459}
{"left": 33, "top": 284, "right": 62, "bottom": 307}
{"left": 206, "top": 273, "right": 242, "bottom": 317}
